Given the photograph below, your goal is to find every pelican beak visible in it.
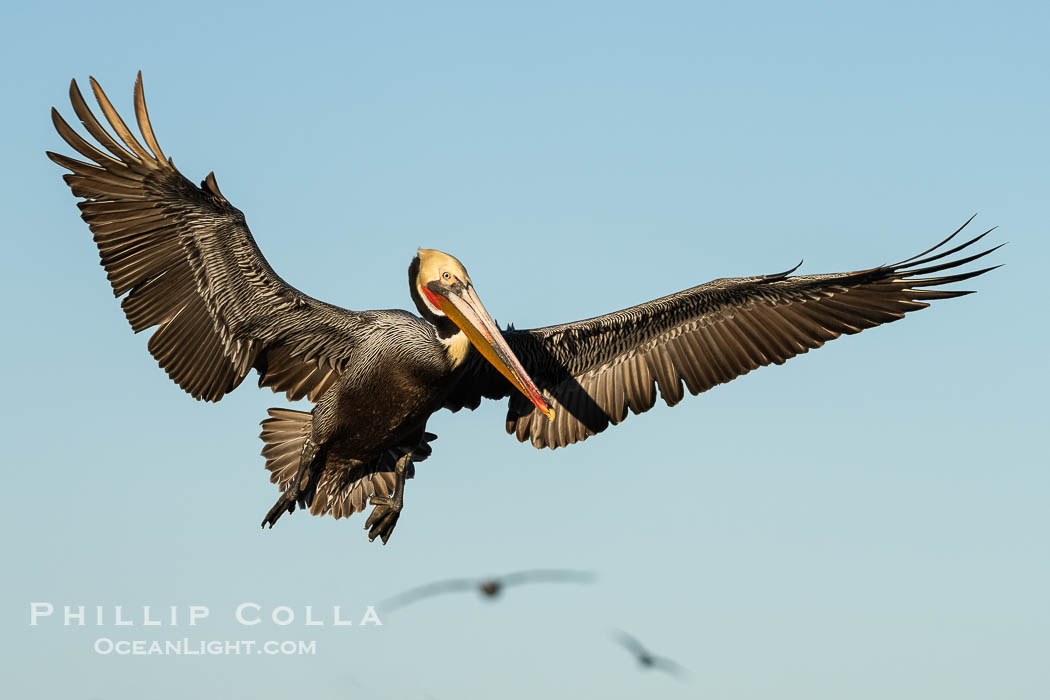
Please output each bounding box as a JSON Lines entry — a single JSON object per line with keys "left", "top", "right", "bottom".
{"left": 432, "top": 282, "right": 555, "bottom": 421}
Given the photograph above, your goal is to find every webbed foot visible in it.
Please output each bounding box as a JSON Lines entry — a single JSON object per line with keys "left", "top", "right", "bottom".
{"left": 364, "top": 452, "right": 412, "bottom": 545}
{"left": 261, "top": 439, "right": 322, "bottom": 529}
{"left": 261, "top": 493, "right": 296, "bottom": 528}
{"left": 364, "top": 497, "right": 402, "bottom": 544}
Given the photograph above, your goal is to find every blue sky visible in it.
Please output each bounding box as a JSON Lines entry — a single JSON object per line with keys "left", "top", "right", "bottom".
{"left": 2, "top": 1, "right": 1047, "bottom": 698}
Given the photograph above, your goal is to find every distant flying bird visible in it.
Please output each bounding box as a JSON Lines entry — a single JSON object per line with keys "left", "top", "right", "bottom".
{"left": 613, "top": 630, "right": 687, "bottom": 678}
{"left": 380, "top": 569, "right": 595, "bottom": 611}
{"left": 49, "top": 73, "right": 1000, "bottom": 544}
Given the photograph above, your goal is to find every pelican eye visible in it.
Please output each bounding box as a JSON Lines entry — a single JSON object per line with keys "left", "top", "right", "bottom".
{"left": 442, "top": 272, "right": 451, "bottom": 280}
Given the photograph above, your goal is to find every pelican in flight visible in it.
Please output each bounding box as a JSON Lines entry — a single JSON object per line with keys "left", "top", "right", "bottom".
{"left": 612, "top": 630, "right": 688, "bottom": 678}
{"left": 48, "top": 74, "right": 1000, "bottom": 543}
{"left": 380, "top": 569, "right": 595, "bottom": 612}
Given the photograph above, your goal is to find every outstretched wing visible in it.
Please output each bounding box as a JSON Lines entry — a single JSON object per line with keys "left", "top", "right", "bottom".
{"left": 649, "top": 655, "right": 689, "bottom": 679}
{"left": 498, "top": 569, "right": 596, "bottom": 587}
{"left": 612, "top": 630, "right": 651, "bottom": 659}
{"left": 446, "top": 219, "right": 1001, "bottom": 448}
{"left": 378, "top": 578, "right": 480, "bottom": 612}
{"left": 48, "top": 73, "right": 367, "bottom": 402}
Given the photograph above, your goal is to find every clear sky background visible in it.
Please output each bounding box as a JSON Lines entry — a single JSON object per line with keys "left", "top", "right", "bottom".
{"left": 2, "top": 1, "right": 1047, "bottom": 698}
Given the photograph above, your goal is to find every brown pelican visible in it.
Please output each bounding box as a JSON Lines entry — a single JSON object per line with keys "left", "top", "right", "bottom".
{"left": 48, "top": 74, "right": 1001, "bottom": 543}
{"left": 380, "top": 569, "right": 595, "bottom": 611}
{"left": 613, "top": 630, "right": 687, "bottom": 678}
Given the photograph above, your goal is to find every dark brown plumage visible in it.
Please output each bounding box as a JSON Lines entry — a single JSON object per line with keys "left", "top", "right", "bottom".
{"left": 49, "top": 73, "right": 1000, "bottom": 543}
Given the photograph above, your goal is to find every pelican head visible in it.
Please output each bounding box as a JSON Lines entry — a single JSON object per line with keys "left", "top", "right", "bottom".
{"left": 409, "top": 249, "right": 554, "bottom": 421}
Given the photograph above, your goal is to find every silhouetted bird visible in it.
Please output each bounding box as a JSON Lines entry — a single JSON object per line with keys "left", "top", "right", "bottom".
{"left": 613, "top": 630, "right": 687, "bottom": 678}
{"left": 381, "top": 569, "right": 595, "bottom": 611}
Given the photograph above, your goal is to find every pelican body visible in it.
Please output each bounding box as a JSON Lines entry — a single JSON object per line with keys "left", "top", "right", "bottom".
{"left": 48, "top": 74, "right": 999, "bottom": 543}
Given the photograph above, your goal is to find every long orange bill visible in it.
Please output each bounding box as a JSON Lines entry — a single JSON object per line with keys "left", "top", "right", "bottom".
{"left": 437, "top": 284, "right": 555, "bottom": 421}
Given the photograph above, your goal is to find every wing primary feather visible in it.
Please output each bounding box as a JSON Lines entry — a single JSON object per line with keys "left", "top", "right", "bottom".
{"left": 906, "top": 265, "right": 1002, "bottom": 287}
{"left": 893, "top": 227, "right": 996, "bottom": 270}
{"left": 49, "top": 109, "right": 126, "bottom": 169}
{"left": 88, "top": 76, "right": 154, "bottom": 162}
{"left": 901, "top": 245, "right": 1005, "bottom": 278}
{"left": 68, "top": 79, "right": 142, "bottom": 164}
{"left": 891, "top": 213, "right": 978, "bottom": 266}
{"left": 132, "top": 72, "right": 166, "bottom": 161}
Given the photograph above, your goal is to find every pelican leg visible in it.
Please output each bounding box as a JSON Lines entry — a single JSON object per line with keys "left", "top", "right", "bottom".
{"left": 364, "top": 452, "right": 413, "bottom": 545}
{"left": 261, "top": 439, "right": 323, "bottom": 529}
